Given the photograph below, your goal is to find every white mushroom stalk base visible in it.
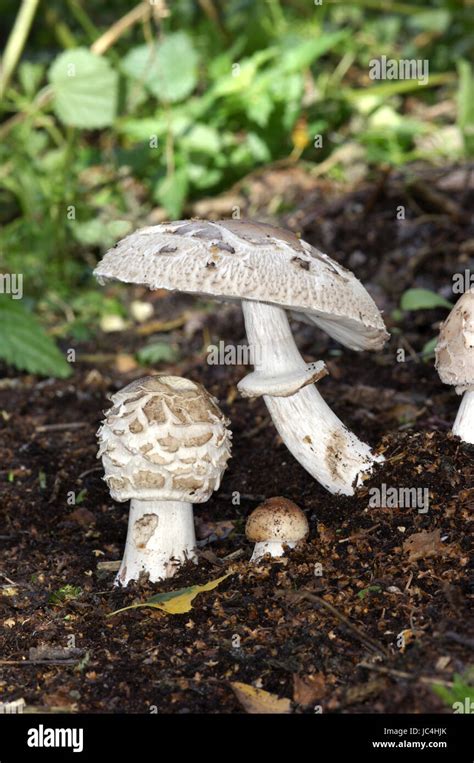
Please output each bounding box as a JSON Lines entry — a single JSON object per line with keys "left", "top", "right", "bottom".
{"left": 116, "top": 500, "right": 197, "bottom": 586}
{"left": 251, "top": 540, "right": 295, "bottom": 563}
{"left": 453, "top": 388, "right": 474, "bottom": 444}
{"left": 240, "top": 300, "right": 382, "bottom": 495}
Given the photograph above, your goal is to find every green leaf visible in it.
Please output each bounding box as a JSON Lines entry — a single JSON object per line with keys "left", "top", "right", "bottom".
{"left": 122, "top": 33, "right": 198, "bottom": 103}
{"left": 181, "top": 124, "right": 221, "bottom": 154}
{"left": 421, "top": 337, "right": 438, "bottom": 360}
{"left": 400, "top": 289, "right": 452, "bottom": 311}
{"left": 357, "top": 585, "right": 382, "bottom": 600}
{"left": 137, "top": 342, "right": 179, "bottom": 366}
{"left": 457, "top": 60, "right": 474, "bottom": 156}
{"left": 432, "top": 672, "right": 474, "bottom": 709}
{"left": 278, "top": 32, "right": 347, "bottom": 74}
{"left": 48, "top": 48, "right": 118, "bottom": 128}
{"left": 154, "top": 169, "right": 188, "bottom": 218}
{"left": 49, "top": 585, "right": 82, "bottom": 605}
{"left": 0, "top": 297, "right": 72, "bottom": 378}
{"left": 18, "top": 61, "right": 44, "bottom": 96}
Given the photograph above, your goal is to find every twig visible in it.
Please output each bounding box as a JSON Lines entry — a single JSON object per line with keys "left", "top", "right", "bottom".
{"left": 278, "top": 589, "right": 389, "bottom": 657}
{"left": 35, "top": 422, "right": 88, "bottom": 433}
{"left": 338, "top": 524, "right": 380, "bottom": 544}
{"left": 0, "top": 659, "right": 80, "bottom": 666}
{"left": 222, "top": 549, "right": 244, "bottom": 562}
{"left": 91, "top": 1, "right": 167, "bottom": 56}
{"left": 358, "top": 661, "right": 454, "bottom": 688}
{"left": 443, "top": 631, "right": 474, "bottom": 650}
{"left": 78, "top": 466, "right": 102, "bottom": 480}
{"left": 0, "top": 0, "right": 40, "bottom": 98}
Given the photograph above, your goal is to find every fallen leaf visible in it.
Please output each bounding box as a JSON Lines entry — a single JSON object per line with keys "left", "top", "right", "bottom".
{"left": 231, "top": 682, "right": 292, "bottom": 714}
{"left": 293, "top": 673, "right": 326, "bottom": 707}
{"left": 69, "top": 507, "right": 96, "bottom": 526}
{"left": 115, "top": 353, "right": 138, "bottom": 373}
{"left": 403, "top": 529, "right": 445, "bottom": 562}
{"left": 1, "top": 586, "right": 19, "bottom": 597}
{"left": 108, "top": 573, "right": 232, "bottom": 616}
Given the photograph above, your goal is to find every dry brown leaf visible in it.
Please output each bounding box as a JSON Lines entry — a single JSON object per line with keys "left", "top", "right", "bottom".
{"left": 115, "top": 353, "right": 138, "bottom": 373}
{"left": 293, "top": 673, "right": 326, "bottom": 707}
{"left": 403, "top": 529, "right": 445, "bottom": 562}
{"left": 69, "top": 507, "right": 96, "bottom": 526}
{"left": 231, "top": 682, "right": 292, "bottom": 714}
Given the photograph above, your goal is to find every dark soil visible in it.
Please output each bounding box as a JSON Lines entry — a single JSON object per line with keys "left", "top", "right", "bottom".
{"left": 1, "top": 165, "right": 473, "bottom": 713}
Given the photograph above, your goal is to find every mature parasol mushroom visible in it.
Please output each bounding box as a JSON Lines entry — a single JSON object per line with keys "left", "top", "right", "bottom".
{"left": 94, "top": 220, "right": 389, "bottom": 495}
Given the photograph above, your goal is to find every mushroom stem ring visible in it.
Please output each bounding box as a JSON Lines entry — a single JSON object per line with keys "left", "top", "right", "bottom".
{"left": 239, "top": 300, "right": 382, "bottom": 495}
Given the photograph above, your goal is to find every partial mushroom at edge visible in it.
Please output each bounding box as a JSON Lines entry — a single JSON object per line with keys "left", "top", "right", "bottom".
{"left": 435, "top": 288, "right": 474, "bottom": 444}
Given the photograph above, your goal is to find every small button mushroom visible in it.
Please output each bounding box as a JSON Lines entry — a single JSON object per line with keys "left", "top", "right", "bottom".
{"left": 245, "top": 497, "right": 309, "bottom": 562}
{"left": 435, "top": 289, "right": 474, "bottom": 443}
{"left": 94, "top": 219, "right": 389, "bottom": 495}
{"left": 97, "top": 375, "right": 231, "bottom": 585}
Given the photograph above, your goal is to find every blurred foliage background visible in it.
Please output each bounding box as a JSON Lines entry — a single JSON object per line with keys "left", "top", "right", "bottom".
{"left": 0, "top": 0, "right": 473, "bottom": 376}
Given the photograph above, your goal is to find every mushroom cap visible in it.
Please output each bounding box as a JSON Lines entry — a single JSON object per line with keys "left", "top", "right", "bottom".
{"left": 97, "top": 375, "right": 231, "bottom": 502}
{"left": 245, "top": 497, "right": 309, "bottom": 543}
{"left": 435, "top": 290, "right": 474, "bottom": 391}
{"left": 94, "top": 219, "right": 389, "bottom": 352}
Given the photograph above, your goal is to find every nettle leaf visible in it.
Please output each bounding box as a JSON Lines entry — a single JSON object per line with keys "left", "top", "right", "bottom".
{"left": 122, "top": 33, "right": 198, "bottom": 103}
{"left": 400, "top": 288, "right": 452, "bottom": 311}
{"left": 109, "top": 573, "right": 231, "bottom": 616}
{"left": 0, "top": 297, "right": 71, "bottom": 378}
{"left": 48, "top": 48, "right": 118, "bottom": 128}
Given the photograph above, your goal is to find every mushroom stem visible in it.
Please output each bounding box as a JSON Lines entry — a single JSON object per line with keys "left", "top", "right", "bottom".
{"left": 251, "top": 540, "right": 295, "bottom": 562}
{"left": 452, "top": 388, "right": 474, "bottom": 444}
{"left": 116, "top": 499, "right": 197, "bottom": 586}
{"left": 240, "top": 300, "right": 381, "bottom": 495}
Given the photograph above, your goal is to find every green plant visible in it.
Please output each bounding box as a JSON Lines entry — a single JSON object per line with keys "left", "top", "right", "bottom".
{"left": 399, "top": 288, "right": 453, "bottom": 359}
{"left": 0, "top": 296, "right": 71, "bottom": 377}
{"left": 0, "top": 0, "right": 472, "bottom": 368}
{"left": 432, "top": 671, "right": 474, "bottom": 712}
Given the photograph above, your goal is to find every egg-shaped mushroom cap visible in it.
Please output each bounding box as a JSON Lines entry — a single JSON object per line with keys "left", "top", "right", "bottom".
{"left": 97, "top": 375, "right": 231, "bottom": 503}
{"left": 435, "top": 290, "right": 474, "bottom": 391}
{"left": 94, "top": 219, "right": 389, "bottom": 352}
{"left": 245, "top": 497, "right": 309, "bottom": 543}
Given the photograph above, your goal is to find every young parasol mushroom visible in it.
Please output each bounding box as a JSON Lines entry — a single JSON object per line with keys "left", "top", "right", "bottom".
{"left": 435, "top": 289, "right": 474, "bottom": 444}
{"left": 97, "top": 375, "right": 231, "bottom": 585}
{"left": 94, "top": 220, "right": 389, "bottom": 495}
{"left": 245, "top": 497, "right": 309, "bottom": 562}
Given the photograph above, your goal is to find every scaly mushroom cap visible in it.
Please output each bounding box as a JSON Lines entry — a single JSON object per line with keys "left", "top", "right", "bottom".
{"left": 245, "top": 497, "right": 309, "bottom": 543}
{"left": 435, "top": 290, "right": 474, "bottom": 392}
{"left": 97, "top": 375, "right": 231, "bottom": 502}
{"left": 94, "top": 220, "right": 389, "bottom": 352}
